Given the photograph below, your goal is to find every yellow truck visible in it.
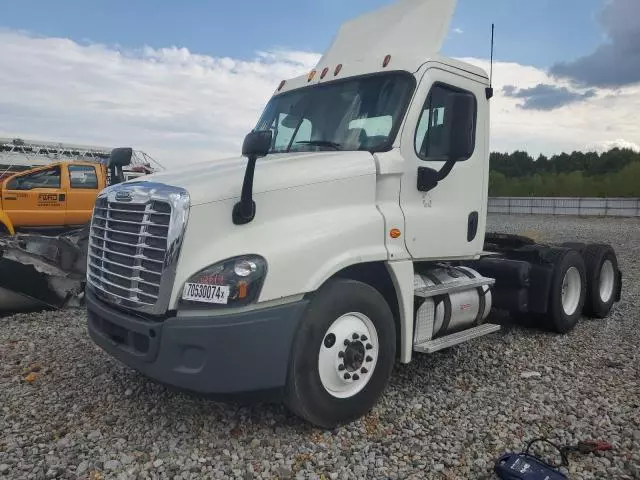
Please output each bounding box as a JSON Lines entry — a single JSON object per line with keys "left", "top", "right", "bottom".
{"left": 0, "top": 148, "right": 134, "bottom": 235}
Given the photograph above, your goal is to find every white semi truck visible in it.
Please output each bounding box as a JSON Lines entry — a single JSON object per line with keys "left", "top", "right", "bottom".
{"left": 85, "top": 0, "right": 622, "bottom": 428}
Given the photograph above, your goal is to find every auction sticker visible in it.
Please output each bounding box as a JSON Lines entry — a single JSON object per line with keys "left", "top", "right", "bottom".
{"left": 182, "top": 283, "right": 230, "bottom": 304}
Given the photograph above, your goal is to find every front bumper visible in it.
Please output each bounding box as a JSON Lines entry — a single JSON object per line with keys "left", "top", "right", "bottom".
{"left": 86, "top": 290, "right": 308, "bottom": 394}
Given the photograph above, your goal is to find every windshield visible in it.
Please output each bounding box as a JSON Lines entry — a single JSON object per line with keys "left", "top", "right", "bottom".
{"left": 255, "top": 72, "right": 415, "bottom": 154}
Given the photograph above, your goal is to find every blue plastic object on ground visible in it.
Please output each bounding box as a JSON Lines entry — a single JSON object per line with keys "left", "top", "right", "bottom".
{"left": 495, "top": 439, "right": 569, "bottom": 480}
{"left": 494, "top": 452, "right": 568, "bottom": 480}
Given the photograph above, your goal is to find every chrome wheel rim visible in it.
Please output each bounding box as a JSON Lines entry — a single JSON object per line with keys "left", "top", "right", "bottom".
{"left": 318, "top": 312, "right": 378, "bottom": 399}
{"left": 561, "top": 267, "right": 582, "bottom": 316}
{"left": 599, "top": 260, "right": 615, "bottom": 303}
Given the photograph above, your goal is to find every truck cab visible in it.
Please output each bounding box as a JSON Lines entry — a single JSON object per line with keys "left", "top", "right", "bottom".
{"left": 0, "top": 147, "right": 135, "bottom": 235}
{"left": 84, "top": 0, "right": 622, "bottom": 428}
{"left": 0, "top": 161, "right": 108, "bottom": 235}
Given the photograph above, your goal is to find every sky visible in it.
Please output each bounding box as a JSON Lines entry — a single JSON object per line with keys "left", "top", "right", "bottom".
{"left": 1, "top": 0, "right": 639, "bottom": 167}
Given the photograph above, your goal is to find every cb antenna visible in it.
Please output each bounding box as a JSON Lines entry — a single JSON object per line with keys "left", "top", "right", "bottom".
{"left": 486, "top": 23, "right": 495, "bottom": 100}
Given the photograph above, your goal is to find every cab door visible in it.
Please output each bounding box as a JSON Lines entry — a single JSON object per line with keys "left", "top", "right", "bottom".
{"left": 65, "top": 164, "right": 100, "bottom": 226}
{"left": 398, "top": 64, "right": 490, "bottom": 260}
{"left": 1, "top": 165, "right": 66, "bottom": 227}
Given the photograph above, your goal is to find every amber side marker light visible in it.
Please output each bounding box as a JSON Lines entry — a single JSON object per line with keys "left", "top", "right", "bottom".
{"left": 308, "top": 70, "right": 316, "bottom": 82}
{"left": 390, "top": 228, "right": 401, "bottom": 239}
{"left": 237, "top": 281, "right": 248, "bottom": 299}
{"left": 383, "top": 55, "right": 392, "bottom": 68}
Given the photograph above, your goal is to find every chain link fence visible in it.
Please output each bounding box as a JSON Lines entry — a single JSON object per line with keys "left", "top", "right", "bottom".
{"left": 488, "top": 197, "right": 640, "bottom": 217}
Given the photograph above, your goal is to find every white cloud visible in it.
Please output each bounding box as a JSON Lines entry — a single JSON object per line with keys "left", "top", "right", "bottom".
{"left": 453, "top": 28, "right": 464, "bottom": 34}
{"left": 0, "top": 29, "right": 639, "bottom": 168}
{"left": 588, "top": 139, "right": 640, "bottom": 153}
{"left": 461, "top": 57, "right": 640, "bottom": 157}
{"left": 0, "top": 30, "right": 319, "bottom": 166}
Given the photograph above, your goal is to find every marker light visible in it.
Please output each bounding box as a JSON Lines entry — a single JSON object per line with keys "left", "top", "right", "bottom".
{"left": 321, "top": 67, "right": 329, "bottom": 79}
{"left": 277, "top": 80, "right": 286, "bottom": 91}
{"left": 308, "top": 70, "right": 316, "bottom": 82}
{"left": 334, "top": 64, "right": 343, "bottom": 76}
{"left": 390, "top": 228, "right": 401, "bottom": 239}
{"left": 383, "top": 55, "right": 392, "bottom": 68}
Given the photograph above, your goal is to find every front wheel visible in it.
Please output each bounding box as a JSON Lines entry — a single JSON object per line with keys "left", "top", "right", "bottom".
{"left": 284, "top": 278, "right": 396, "bottom": 429}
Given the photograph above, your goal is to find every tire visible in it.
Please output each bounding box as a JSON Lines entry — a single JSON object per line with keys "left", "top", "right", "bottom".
{"left": 546, "top": 249, "right": 587, "bottom": 334}
{"left": 582, "top": 244, "right": 619, "bottom": 319}
{"left": 284, "top": 278, "right": 396, "bottom": 429}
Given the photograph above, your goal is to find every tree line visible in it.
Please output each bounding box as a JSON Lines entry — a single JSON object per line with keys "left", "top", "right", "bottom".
{"left": 489, "top": 147, "right": 640, "bottom": 197}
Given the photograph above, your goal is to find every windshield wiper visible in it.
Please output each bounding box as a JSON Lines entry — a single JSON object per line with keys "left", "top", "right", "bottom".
{"left": 294, "top": 140, "right": 343, "bottom": 150}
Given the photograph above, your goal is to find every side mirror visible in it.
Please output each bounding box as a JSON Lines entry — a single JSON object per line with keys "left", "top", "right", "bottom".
{"left": 108, "top": 147, "right": 133, "bottom": 167}
{"left": 233, "top": 130, "right": 273, "bottom": 225}
{"left": 448, "top": 93, "right": 476, "bottom": 161}
{"left": 242, "top": 130, "right": 272, "bottom": 158}
{"left": 108, "top": 147, "right": 133, "bottom": 185}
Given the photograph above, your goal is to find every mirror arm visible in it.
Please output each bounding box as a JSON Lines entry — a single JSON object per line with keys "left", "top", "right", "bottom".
{"left": 232, "top": 156, "right": 258, "bottom": 225}
{"left": 417, "top": 156, "right": 458, "bottom": 193}
{"left": 435, "top": 157, "right": 457, "bottom": 181}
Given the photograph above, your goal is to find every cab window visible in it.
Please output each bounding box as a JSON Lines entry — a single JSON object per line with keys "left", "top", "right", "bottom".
{"left": 271, "top": 113, "right": 312, "bottom": 151}
{"left": 414, "top": 83, "right": 477, "bottom": 161}
{"left": 6, "top": 166, "right": 61, "bottom": 190}
{"left": 69, "top": 165, "right": 99, "bottom": 189}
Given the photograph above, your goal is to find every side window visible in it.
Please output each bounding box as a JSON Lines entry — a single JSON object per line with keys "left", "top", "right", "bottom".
{"left": 272, "top": 113, "right": 312, "bottom": 151}
{"left": 414, "top": 83, "right": 477, "bottom": 161}
{"left": 6, "top": 166, "right": 61, "bottom": 190}
{"left": 69, "top": 165, "right": 99, "bottom": 189}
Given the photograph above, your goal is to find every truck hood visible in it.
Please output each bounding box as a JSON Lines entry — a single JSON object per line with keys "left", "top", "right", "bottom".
{"left": 133, "top": 151, "right": 377, "bottom": 206}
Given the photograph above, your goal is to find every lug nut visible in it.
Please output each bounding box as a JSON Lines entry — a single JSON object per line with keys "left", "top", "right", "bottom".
{"left": 352, "top": 333, "right": 359, "bottom": 340}
{"left": 361, "top": 335, "right": 368, "bottom": 341}
{"left": 338, "top": 351, "right": 345, "bottom": 358}
{"left": 338, "top": 364, "right": 345, "bottom": 371}
{"left": 361, "top": 367, "right": 368, "bottom": 374}
{"left": 352, "top": 374, "right": 360, "bottom": 381}
{"left": 366, "top": 344, "right": 373, "bottom": 350}
{"left": 366, "top": 355, "right": 373, "bottom": 362}
{"left": 344, "top": 373, "right": 351, "bottom": 380}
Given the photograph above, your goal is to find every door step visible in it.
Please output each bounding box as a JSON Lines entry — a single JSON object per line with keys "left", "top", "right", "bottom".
{"left": 414, "top": 276, "right": 495, "bottom": 298}
{"left": 413, "top": 323, "right": 501, "bottom": 354}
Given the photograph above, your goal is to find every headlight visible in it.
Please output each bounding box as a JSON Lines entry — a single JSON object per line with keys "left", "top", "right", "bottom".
{"left": 180, "top": 255, "right": 267, "bottom": 308}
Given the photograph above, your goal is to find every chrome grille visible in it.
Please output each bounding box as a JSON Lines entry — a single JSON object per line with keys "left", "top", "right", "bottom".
{"left": 86, "top": 183, "right": 190, "bottom": 315}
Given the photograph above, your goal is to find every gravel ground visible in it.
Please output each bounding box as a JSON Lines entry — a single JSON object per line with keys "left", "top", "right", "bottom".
{"left": 1, "top": 214, "right": 639, "bottom": 480}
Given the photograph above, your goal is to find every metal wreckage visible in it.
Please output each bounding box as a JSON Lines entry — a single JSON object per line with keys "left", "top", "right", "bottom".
{"left": 0, "top": 148, "right": 141, "bottom": 314}
{"left": 0, "top": 225, "right": 90, "bottom": 313}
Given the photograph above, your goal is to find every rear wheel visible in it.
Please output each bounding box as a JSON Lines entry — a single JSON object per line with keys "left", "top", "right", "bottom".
{"left": 546, "top": 249, "right": 587, "bottom": 333}
{"left": 285, "top": 278, "right": 396, "bottom": 429}
{"left": 0, "top": 224, "right": 9, "bottom": 237}
{"left": 582, "top": 244, "right": 619, "bottom": 318}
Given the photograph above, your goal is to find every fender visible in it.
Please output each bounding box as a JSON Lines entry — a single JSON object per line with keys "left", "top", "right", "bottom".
{"left": 0, "top": 211, "right": 15, "bottom": 235}
{"left": 170, "top": 174, "right": 390, "bottom": 310}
